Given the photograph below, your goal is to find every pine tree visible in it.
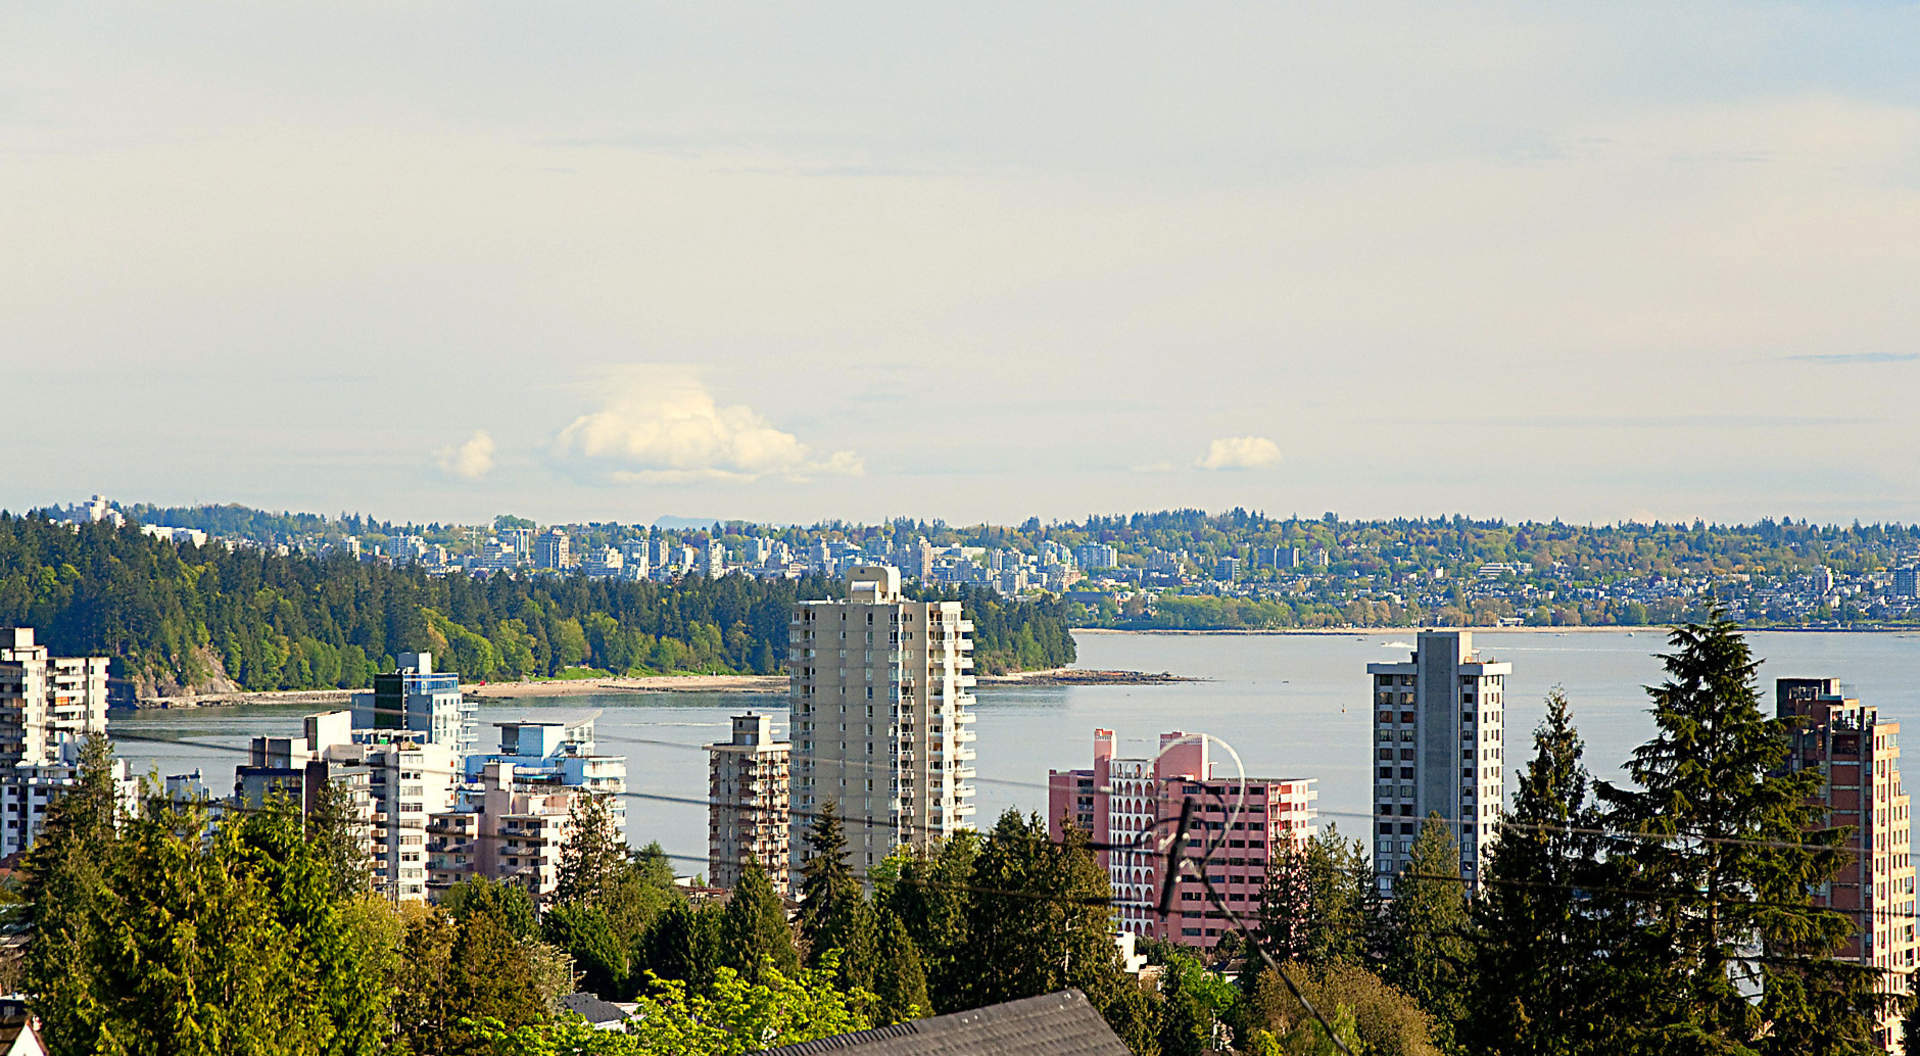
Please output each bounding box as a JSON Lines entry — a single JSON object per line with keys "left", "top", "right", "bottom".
{"left": 719, "top": 861, "right": 799, "bottom": 985}
{"left": 957, "top": 812, "right": 1122, "bottom": 1015}
{"left": 1382, "top": 815, "right": 1471, "bottom": 1036}
{"left": 1596, "top": 614, "right": 1882, "bottom": 1055}
{"left": 869, "top": 910, "right": 932, "bottom": 1023}
{"left": 1462, "top": 688, "right": 1609, "bottom": 1056}
{"left": 796, "top": 802, "right": 874, "bottom": 988}
{"left": 21, "top": 736, "right": 119, "bottom": 1053}
{"left": 878, "top": 833, "right": 979, "bottom": 1013}
{"left": 554, "top": 791, "right": 629, "bottom": 906}
{"left": 307, "top": 776, "right": 371, "bottom": 901}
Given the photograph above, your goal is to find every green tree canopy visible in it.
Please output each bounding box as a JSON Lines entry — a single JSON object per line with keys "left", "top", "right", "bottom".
{"left": 718, "top": 862, "right": 799, "bottom": 985}
{"left": 1594, "top": 614, "right": 1882, "bottom": 1054}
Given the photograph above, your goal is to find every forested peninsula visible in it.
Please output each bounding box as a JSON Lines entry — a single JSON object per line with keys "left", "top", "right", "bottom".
{"left": 0, "top": 516, "right": 1075, "bottom": 697}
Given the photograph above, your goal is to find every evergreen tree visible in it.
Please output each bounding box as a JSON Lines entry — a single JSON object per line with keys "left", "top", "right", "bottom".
{"left": 635, "top": 900, "right": 722, "bottom": 993}
{"left": 956, "top": 812, "right": 1122, "bottom": 1016}
{"left": 555, "top": 792, "right": 629, "bottom": 906}
{"left": 544, "top": 901, "right": 628, "bottom": 998}
{"left": 718, "top": 862, "right": 799, "bottom": 985}
{"left": 1257, "top": 835, "right": 1313, "bottom": 964}
{"left": 1595, "top": 614, "right": 1881, "bottom": 1054}
{"left": 1462, "top": 688, "right": 1609, "bottom": 1056}
{"left": 877, "top": 833, "right": 979, "bottom": 1013}
{"left": 1257, "top": 824, "right": 1371, "bottom": 971}
{"left": 21, "top": 736, "right": 119, "bottom": 1054}
{"left": 442, "top": 875, "right": 539, "bottom": 940}
{"left": 869, "top": 910, "right": 931, "bottom": 1023}
{"left": 27, "top": 780, "right": 393, "bottom": 1055}
{"left": 796, "top": 804, "right": 868, "bottom": 967}
{"left": 307, "top": 776, "right": 371, "bottom": 901}
{"left": 1382, "top": 815, "right": 1470, "bottom": 1037}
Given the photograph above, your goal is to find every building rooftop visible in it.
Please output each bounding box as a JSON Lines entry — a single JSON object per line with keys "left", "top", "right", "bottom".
{"left": 753, "top": 990, "right": 1130, "bottom": 1056}
{"left": 558, "top": 991, "right": 629, "bottom": 1027}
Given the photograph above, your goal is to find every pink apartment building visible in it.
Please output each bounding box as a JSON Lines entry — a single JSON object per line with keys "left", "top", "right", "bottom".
{"left": 1049, "top": 729, "right": 1317, "bottom": 949}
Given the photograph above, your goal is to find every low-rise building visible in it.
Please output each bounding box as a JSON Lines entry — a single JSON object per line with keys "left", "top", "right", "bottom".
{"left": 0, "top": 737, "right": 137, "bottom": 858}
{"left": 426, "top": 718, "right": 628, "bottom": 900}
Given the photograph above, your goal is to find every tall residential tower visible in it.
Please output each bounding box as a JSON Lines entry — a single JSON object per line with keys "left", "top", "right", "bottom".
{"left": 1777, "top": 677, "right": 1914, "bottom": 1052}
{"left": 1367, "top": 630, "right": 1508, "bottom": 892}
{"left": 790, "top": 566, "right": 977, "bottom": 874}
{"left": 708, "top": 713, "right": 792, "bottom": 893}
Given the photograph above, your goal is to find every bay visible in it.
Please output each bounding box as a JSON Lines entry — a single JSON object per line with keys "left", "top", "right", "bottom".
{"left": 110, "top": 629, "right": 1920, "bottom": 872}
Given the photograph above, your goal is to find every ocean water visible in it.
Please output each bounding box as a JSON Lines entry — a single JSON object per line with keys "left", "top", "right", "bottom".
{"left": 110, "top": 630, "right": 1920, "bottom": 869}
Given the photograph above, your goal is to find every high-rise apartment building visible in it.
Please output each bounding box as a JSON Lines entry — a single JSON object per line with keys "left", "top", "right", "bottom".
{"left": 1895, "top": 567, "right": 1920, "bottom": 599}
{"left": 0, "top": 627, "right": 109, "bottom": 765}
{"left": 0, "top": 628, "right": 131, "bottom": 856}
{"left": 238, "top": 710, "right": 460, "bottom": 902}
{"left": 708, "top": 713, "right": 792, "bottom": 893}
{"left": 534, "top": 529, "right": 572, "bottom": 570}
{"left": 1048, "top": 729, "right": 1317, "bottom": 949}
{"left": 1367, "top": 630, "right": 1508, "bottom": 892}
{"left": 353, "top": 652, "right": 475, "bottom": 754}
{"left": 1777, "top": 677, "right": 1914, "bottom": 1051}
{"left": 790, "top": 566, "right": 977, "bottom": 874}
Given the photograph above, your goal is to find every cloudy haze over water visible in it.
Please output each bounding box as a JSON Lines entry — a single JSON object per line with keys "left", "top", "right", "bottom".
{"left": 5, "top": 3, "right": 1918, "bottom": 526}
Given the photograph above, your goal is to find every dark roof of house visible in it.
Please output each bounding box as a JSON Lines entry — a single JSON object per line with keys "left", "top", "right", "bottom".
{"left": 558, "top": 991, "right": 628, "bottom": 1025}
{"left": 753, "top": 990, "right": 1130, "bottom": 1056}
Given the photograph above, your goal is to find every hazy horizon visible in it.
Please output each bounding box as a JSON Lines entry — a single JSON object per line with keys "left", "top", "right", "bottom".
{"left": 21, "top": 495, "right": 1920, "bottom": 535}
{"left": 7, "top": 3, "right": 1917, "bottom": 527}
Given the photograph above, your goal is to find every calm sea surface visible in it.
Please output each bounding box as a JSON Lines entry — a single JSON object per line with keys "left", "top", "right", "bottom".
{"left": 111, "top": 630, "right": 1920, "bottom": 870}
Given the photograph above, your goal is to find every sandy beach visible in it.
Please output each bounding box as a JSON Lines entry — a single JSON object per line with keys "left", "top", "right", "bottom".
{"left": 464, "top": 673, "right": 785, "bottom": 699}
{"left": 135, "top": 665, "right": 1200, "bottom": 708}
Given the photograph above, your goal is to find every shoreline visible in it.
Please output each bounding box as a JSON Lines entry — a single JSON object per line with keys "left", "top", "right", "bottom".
{"left": 132, "top": 666, "right": 1199, "bottom": 709}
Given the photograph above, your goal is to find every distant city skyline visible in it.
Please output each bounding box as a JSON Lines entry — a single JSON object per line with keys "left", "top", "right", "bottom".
{"left": 6, "top": 3, "right": 1919, "bottom": 526}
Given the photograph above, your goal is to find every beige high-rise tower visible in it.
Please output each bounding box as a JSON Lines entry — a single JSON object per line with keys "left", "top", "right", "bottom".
{"left": 790, "top": 566, "right": 977, "bottom": 875}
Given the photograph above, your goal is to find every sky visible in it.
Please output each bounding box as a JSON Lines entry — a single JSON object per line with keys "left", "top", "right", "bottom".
{"left": 4, "top": 2, "right": 1918, "bottom": 528}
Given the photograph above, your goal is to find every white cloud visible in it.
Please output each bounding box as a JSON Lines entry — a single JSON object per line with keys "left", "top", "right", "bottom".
{"left": 1196, "top": 436, "right": 1282, "bottom": 471}
{"left": 553, "top": 369, "right": 863, "bottom": 484}
{"left": 436, "top": 430, "right": 495, "bottom": 480}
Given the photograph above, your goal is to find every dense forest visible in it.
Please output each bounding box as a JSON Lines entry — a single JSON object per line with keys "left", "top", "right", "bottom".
{"left": 0, "top": 516, "right": 1074, "bottom": 696}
